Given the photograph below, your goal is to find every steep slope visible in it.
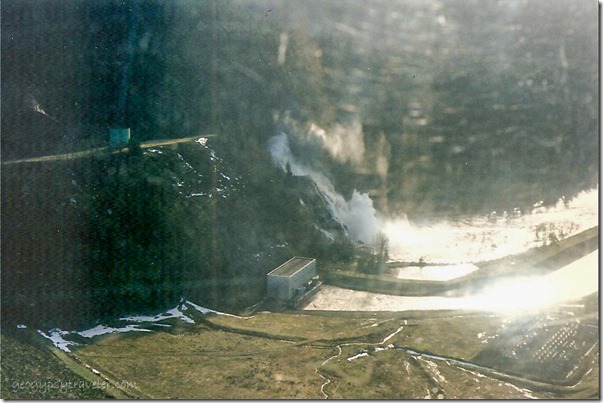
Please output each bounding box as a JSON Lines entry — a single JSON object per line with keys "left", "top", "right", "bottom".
{"left": 1, "top": 331, "right": 113, "bottom": 399}
{"left": 1, "top": 138, "right": 354, "bottom": 329}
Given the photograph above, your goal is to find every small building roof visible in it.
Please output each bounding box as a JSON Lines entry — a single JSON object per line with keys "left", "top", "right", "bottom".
{"left": 268, "top": 257, "right": 315, "bottom": 277}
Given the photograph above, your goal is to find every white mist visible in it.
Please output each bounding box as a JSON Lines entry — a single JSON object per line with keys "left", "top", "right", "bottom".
{"left": 268, "top": 132, "right": 381, "bottom": 245}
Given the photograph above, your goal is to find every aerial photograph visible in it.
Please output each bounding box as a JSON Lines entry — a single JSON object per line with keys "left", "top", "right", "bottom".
{"left": 1, "top": 0, "right": 599, "bottom": 399}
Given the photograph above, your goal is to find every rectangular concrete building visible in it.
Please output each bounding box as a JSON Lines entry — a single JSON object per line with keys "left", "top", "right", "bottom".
{"left": 267, "top": 257, "right": 316, "bottom": 301}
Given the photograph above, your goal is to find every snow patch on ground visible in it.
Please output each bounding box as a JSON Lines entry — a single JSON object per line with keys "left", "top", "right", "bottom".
{"left": 347, "top": 352, "right": 369, "bottom": 361}
{"left": 39, "top": 299, "right": 235, "bottom": 351}
{"left": 121, "top": 304, "right": 195, "bottom": 324}
{"left": 37, "top": 329, "right": 78, "bottom": 352}
{"left": 185, "top": 300, "right": 219, "bottom": 315}
{"left": 185, "top": 300, "right": 247, "bottom": 318}
{"left": 77, "top": 324, "right": 152, "bottom": 338}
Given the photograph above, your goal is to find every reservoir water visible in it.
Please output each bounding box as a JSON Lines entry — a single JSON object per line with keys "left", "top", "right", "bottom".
{"left": 305, "top": 250, "right": 598, "bottom": 314}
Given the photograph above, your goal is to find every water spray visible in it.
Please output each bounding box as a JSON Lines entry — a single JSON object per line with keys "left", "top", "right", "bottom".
{"left": 268, "top": 132, "right": 382, "bottom": 245}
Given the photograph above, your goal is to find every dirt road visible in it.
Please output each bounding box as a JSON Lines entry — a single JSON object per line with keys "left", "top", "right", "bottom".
{"left": 2, "top": 135, "right": 216, "bottom": 165}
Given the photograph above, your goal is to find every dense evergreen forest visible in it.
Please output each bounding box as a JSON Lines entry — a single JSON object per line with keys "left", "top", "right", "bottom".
{"left": 2, "top": 0, "right": 598, "bottom": 328}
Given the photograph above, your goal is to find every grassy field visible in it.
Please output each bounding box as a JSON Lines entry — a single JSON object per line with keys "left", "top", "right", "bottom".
{"left": 74, "top": 325, "right": 332, "bottom": 399}
{"left": 69, "top": 307, "right": 598, "bottom": 399}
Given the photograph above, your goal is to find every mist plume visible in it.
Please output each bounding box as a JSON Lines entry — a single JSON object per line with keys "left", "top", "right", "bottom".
{"left": 268, "top": 132, "right": 381, "bottom": 245}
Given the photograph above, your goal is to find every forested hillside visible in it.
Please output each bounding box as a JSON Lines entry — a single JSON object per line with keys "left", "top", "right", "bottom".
{"left": 2, "top": 0, "right": 597, "bottom": 328}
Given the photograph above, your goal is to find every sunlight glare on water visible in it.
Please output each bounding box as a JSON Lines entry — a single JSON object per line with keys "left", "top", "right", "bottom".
{"left": 383, "top": 188, "right": 598, "bottom": 264}
{"left": 305, "top": 250, "right": 598, "bottom": 314}
{"left": 472, "top": 249, "right": 599, "bottom": 314}
{"left": 397, "top": 263, "right": 479, "bottom": 281}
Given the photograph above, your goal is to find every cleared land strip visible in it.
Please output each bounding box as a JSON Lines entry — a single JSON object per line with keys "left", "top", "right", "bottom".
{"left": 1, "top": 134, "right": 216, "bottom": 165}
